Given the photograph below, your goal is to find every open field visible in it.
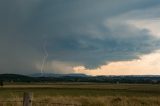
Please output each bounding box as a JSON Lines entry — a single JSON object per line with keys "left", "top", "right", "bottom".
{"left": 1, "top": 83, "right": 160, "bottom": 97}
{"left": 0, "top": 83, "right": 160, "bottom": 106}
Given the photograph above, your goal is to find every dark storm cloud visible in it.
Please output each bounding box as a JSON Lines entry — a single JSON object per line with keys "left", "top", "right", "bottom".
{"left": 1, "top": 0, "right": 160, "bottom": 74}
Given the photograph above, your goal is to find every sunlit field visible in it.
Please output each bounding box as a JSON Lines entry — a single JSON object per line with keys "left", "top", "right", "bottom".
{"left": 0, "top": 83, "right": 160, "bottom": 106}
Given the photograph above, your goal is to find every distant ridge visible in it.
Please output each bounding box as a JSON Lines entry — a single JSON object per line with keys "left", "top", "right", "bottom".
{"left": 0, "top": 74, "right": 33, "bottom": 82}
{"left": 0, "top": 74, "right": 30, "bottom": 78}
{"left": 29, "top": 73, "right": 89, "bottom": 77}
{"left": 0, "top": 73, "right": 160, "bottom": 84}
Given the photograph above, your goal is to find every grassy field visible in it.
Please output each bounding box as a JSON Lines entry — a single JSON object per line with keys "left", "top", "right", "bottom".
{"left": 0, "top": 83, "right": 160, "bottom": 106}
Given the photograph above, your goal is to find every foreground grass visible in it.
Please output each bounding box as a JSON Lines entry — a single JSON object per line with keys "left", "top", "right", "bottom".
{"left": 0, "top": 83, "right": 160, "bottom": 106}
{"left": 0, "top": 96, "right": 160, "bottom": 106}
{"left": 36, "top": 96, "right": 160, "bottom": 106}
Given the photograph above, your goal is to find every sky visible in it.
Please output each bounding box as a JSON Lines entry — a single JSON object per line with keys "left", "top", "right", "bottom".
{"left": 1, "top": 0, "right": 160, "bottom": 75}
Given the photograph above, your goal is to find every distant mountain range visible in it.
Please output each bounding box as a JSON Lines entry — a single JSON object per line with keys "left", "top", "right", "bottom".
{"left": 29, "top": 73, "right": 89, "bottom": 77}
{"left": 0, "top": 73, "right": 160, "bottom": 84}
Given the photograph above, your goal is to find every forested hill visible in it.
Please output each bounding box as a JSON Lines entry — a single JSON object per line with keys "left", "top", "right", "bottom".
{"left": 0, "top": 74, "right": 160, "bottom": 84}
{"left": 0, "top": 74, "right": 34, "bottom": 82}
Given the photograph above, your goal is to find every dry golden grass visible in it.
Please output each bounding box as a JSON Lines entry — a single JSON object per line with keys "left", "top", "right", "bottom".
{"left": 34, "top": 96, "right": 160, "bottom": 106}
{"left": 1, "top": 84, "right": 160, "bottom": 106}
{"left": 0, "top": 96, "right": 160, "bottom": 106}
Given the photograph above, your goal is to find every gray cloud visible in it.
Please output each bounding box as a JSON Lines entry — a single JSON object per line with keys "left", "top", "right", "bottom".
{"left": 1, "top": 0, "right": 160, "bottom": 74}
